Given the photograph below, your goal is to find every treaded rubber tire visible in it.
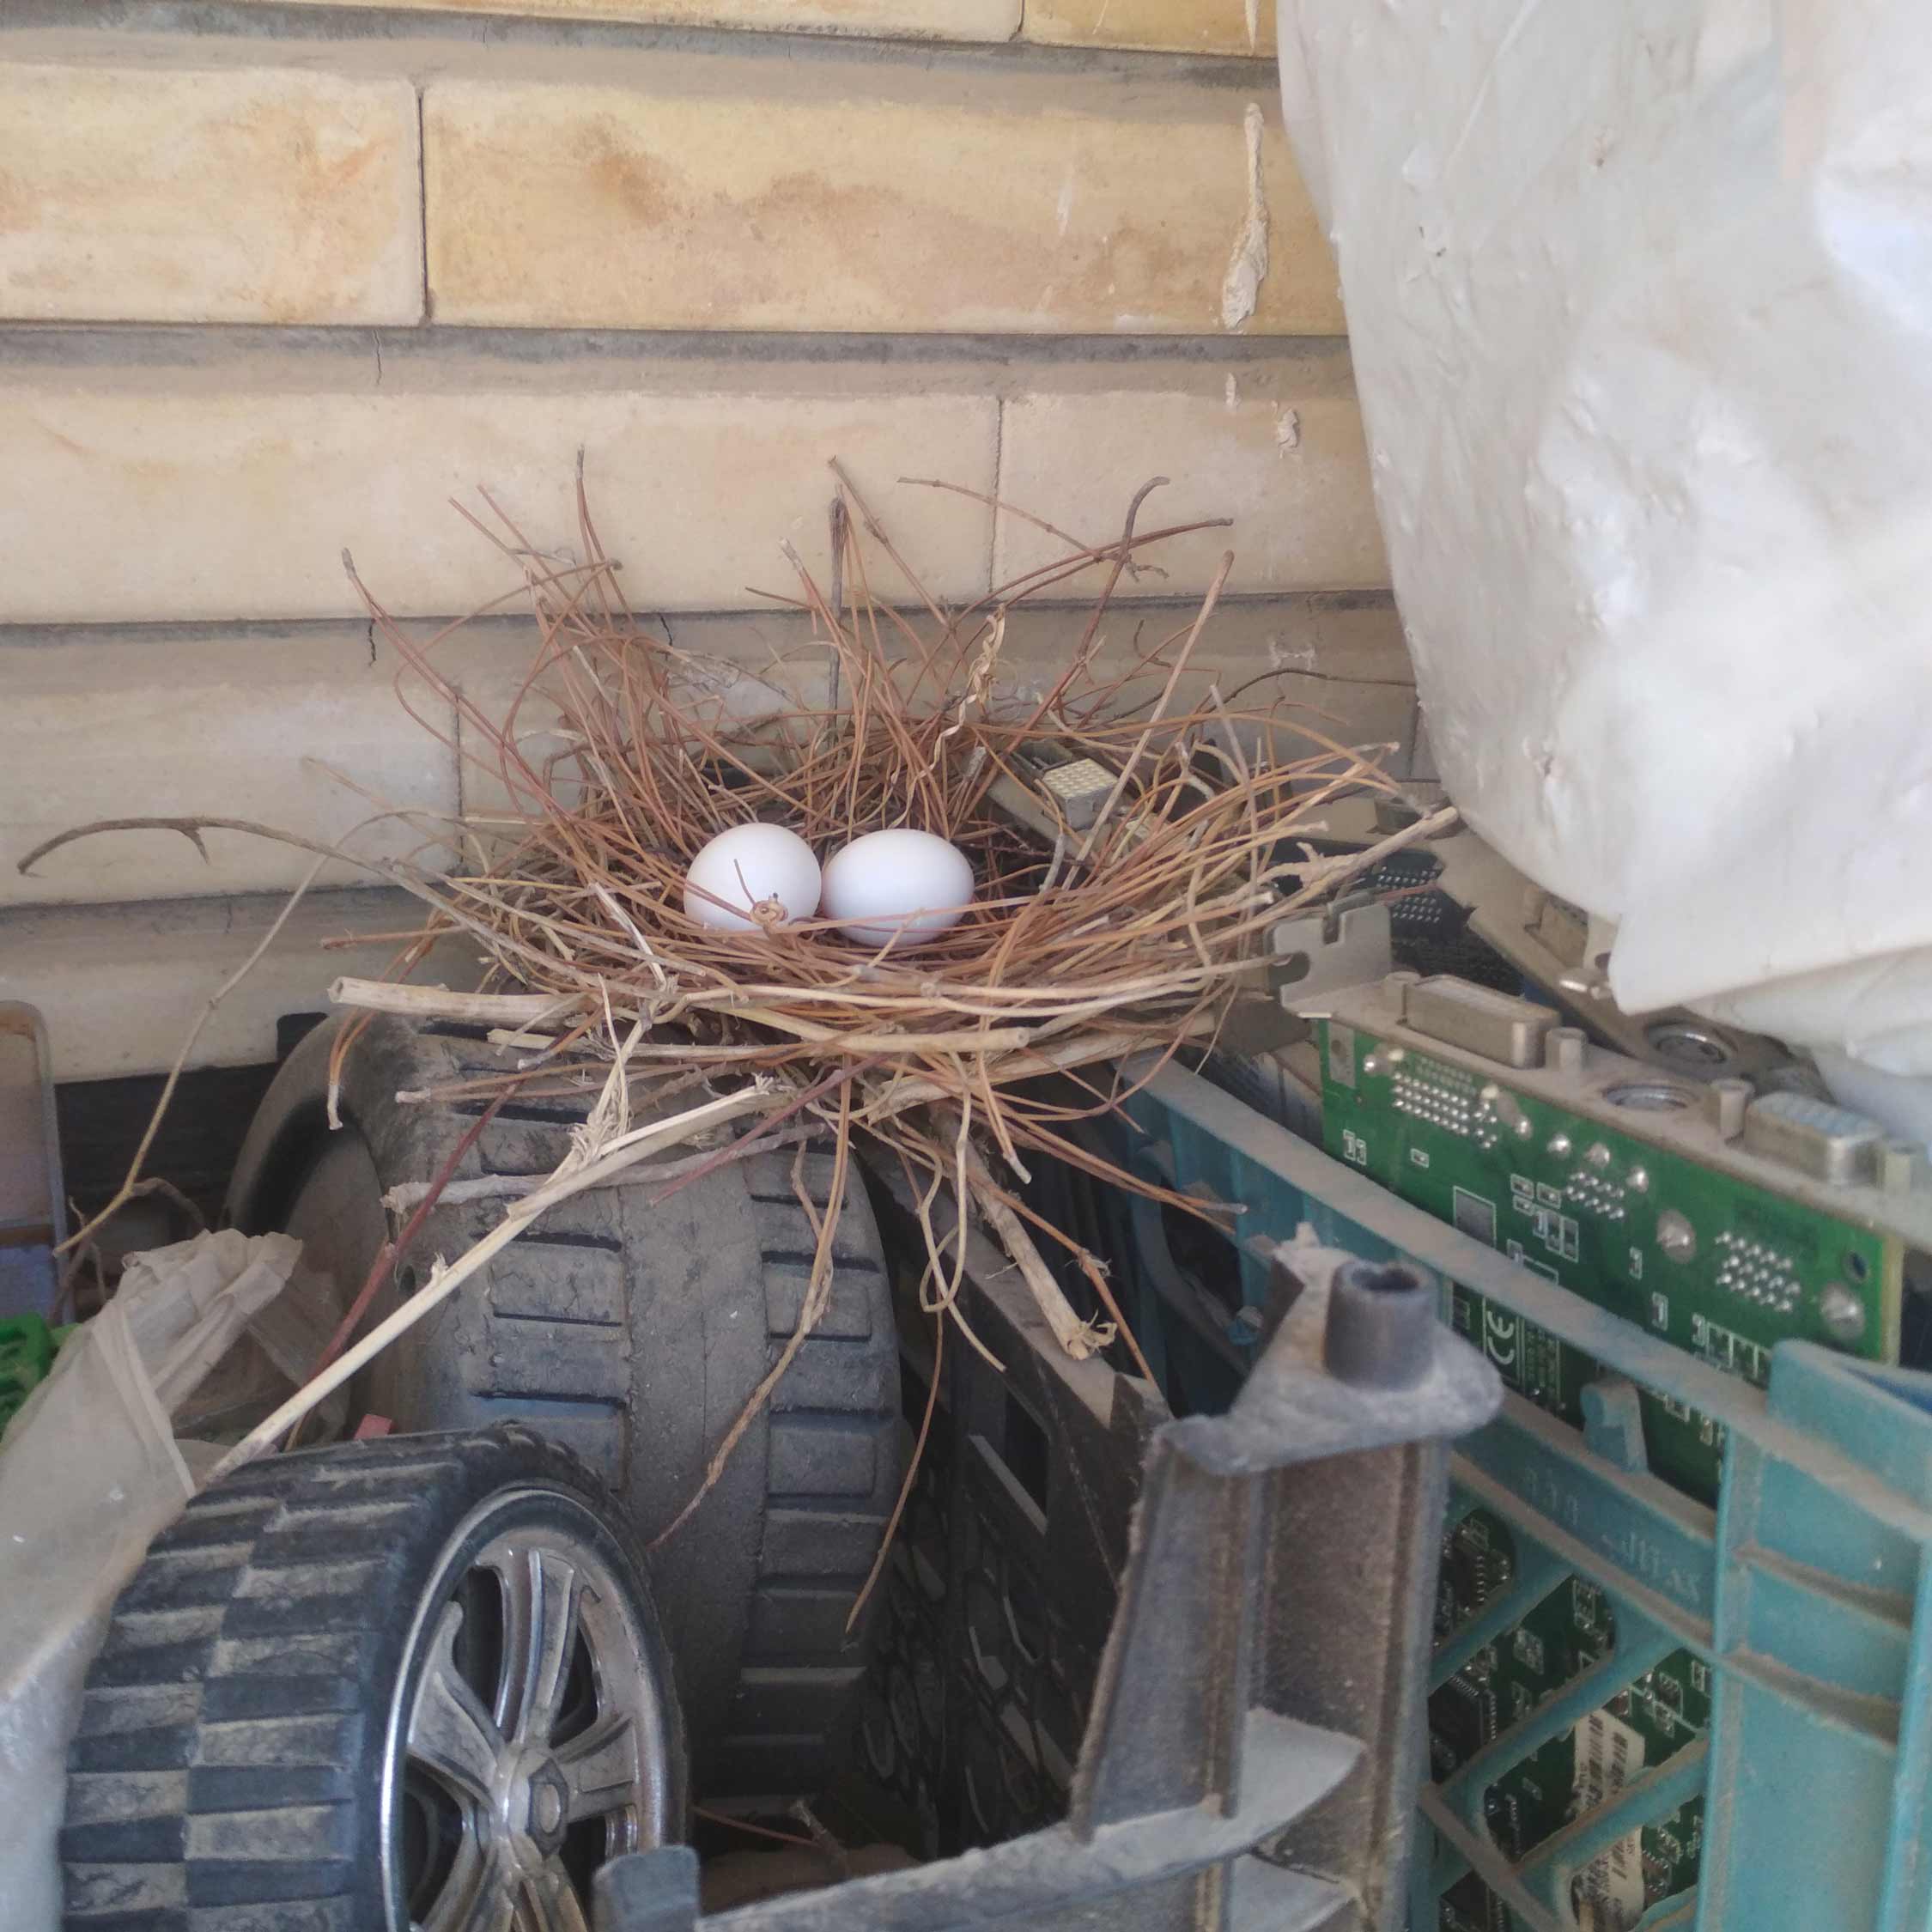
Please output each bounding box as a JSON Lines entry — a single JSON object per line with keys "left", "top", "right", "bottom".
{"left": 226, "top": 1014, "right": 899, "bottom": 1798}
{"left": 62, "top": 1424, "right": 684, "bottom": 1932}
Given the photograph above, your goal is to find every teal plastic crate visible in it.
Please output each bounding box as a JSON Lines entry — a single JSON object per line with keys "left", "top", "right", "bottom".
{"left": 1110, "top": 1059, "right": 1932, "bottom": 1932}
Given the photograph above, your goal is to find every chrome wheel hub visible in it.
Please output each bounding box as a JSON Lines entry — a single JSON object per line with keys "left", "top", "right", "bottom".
{"left": 388, "top": 1511, "right": 672, "bottom": 1932}
{"left": 519, "top": 1759, "right": 568, "bottom": 1853}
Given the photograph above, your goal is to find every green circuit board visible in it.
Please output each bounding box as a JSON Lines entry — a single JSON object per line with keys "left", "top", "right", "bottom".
{"left": 1433, "top": 1511, "right": 1706, "bottom": 1932}
{"left": 1318, "top": 1018, "right": 1893, "bottom": 1501}
{"left": 1317, "top": 1012, "right": 1901, "bottom": 1931}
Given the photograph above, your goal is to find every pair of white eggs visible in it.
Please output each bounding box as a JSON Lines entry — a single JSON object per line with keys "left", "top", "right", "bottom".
{"left": 682, "top": 822, "right": 974, "bottom": 950}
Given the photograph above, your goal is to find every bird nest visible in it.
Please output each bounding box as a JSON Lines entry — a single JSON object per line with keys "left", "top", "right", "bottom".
{"left": 27, "top": 465, "right": 1443, "bottom": 1527}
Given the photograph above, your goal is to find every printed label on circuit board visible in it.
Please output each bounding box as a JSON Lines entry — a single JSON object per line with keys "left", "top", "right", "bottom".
{"left": 1572, "top": 1710, "right": 1647, "bottom": 1931}
{"left": 1457, "top": 1291, "right": 1571, "bottom": 1397}
{"left": 1327, "top": 1020, "right": 1357, "bottom": 1089}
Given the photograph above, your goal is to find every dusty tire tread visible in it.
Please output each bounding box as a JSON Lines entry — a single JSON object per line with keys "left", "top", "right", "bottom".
{"left": 226, "top": 1016, "right": 902, "bottom": 1797}
{"left": 64, "top": 1426, "right": 656, "bottom": 1929}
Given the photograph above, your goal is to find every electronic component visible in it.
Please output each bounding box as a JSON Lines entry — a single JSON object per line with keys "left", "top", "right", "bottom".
{"left": 1741, "top": 1090, "right": 1885, "bottom": 1186}
{"left": 1401, "top": 975, "right": 1560, "bottom": 1070}
{"left": 1034, "top": 756, "right": 1115, "bottom": 829}
{"left": 985, "top": 740, "right": 1118, "bottom": 841}
{"left": 1311, "top": 968, "right": 1929, "bottom": 1929}
{"left": 1432, "top": 1510, "right": 1707, "bottom": 1932}
{"left": 1320, "top": 974, "right": 1927, "bottom": 1498}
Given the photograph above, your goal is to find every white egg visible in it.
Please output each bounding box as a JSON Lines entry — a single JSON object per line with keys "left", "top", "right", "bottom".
{"left": 822, "top": 829, "right": 975, "bottom": 950}
{"left": 683, "top": 823, "right": 822, "bottom": 933}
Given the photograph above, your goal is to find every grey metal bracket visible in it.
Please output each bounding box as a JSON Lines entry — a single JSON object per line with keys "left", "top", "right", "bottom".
{"left": 596, "top": 1236, "right": 1499, "bottom": 1932}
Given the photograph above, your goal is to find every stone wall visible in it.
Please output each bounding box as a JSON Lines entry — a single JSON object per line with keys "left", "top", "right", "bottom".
{"left": 0, "top": 1, "right": 1418, "bottom": 1080}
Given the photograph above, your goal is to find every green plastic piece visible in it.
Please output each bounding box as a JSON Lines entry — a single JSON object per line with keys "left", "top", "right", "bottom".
{"left": 0, "top": 1312, "right": 58, "bottom": 1433}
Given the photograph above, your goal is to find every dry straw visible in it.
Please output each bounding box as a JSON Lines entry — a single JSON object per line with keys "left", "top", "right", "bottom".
{"left": 23, "top": 460, "right": 1446, "bottom": 1533}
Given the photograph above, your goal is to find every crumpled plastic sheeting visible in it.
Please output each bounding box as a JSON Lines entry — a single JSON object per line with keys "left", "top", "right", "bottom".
{"left": 0, "top": 1230, "right": 300, "bottom": 1932}
{"left": 1278, "top": 0, "right": 1932, "bottom": 1130}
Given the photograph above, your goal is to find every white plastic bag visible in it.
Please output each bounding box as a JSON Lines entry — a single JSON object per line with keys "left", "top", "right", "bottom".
{"left": 0, "top": 1230, "right": 299, "bottom": 1932}
{"left": 1278, "top": 0, "right": 1932, "bottom": 1130}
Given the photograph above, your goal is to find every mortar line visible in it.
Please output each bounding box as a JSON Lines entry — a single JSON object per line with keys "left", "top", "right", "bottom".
{"left": 987, "top": 399, "right": 1005, "bottom": 594}
{"left": 0, "top": 322, "right": 1352, "bottom": 374}
{"left": 0, "top": 2, "right": 1279, "bottom": 88}
{"left": 0, "top": 591, "right": 1400, "bottom": 650}
{"left": 416, "top": 84, "right": 432, "bottom": 324}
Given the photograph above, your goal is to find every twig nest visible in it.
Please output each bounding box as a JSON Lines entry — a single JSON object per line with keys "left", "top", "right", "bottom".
{"left": 823, "top": 829, "right": 975, "bottom": 950}
{"left": 683, "top": 823, "right": 822, "bottom": 933}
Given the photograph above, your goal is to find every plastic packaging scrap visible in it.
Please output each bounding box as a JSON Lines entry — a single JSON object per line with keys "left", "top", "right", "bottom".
{"left": 0, "top": 1230, "right": 300, "bottom": 1932}
{"left": 1277, "top": 0, "right": 1932, "bottom": 1139}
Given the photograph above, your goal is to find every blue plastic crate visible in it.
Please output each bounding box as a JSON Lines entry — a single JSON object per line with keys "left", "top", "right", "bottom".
{"left": 1111, "top": 1059, "right": 1932, "bottom": 1932}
